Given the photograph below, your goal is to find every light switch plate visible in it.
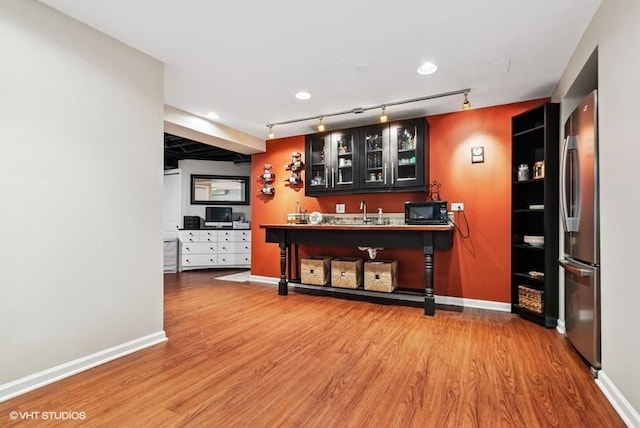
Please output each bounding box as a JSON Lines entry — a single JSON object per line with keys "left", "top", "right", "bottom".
{"left": 336, "top": 203, "right": 345, "bottom": 214}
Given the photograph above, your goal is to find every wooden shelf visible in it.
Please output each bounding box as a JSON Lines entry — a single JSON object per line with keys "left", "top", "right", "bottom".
{"left": 289, "top": 280, "right": 424, "bottom": 308}
{"left": 512, "top": 124, "right": 545, "bottom": 137}
{"left": 513, "top": 272, "right": 545, "bottom": 283}
{"left": 510, "top": 102, "right": 559, "bottom": 328}
{"left": 512, "top": 244, "right": 545, "bottom": 250}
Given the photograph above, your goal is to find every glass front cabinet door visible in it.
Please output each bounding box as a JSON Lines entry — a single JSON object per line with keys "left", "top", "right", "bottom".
{"left": 388, "top": 118, "right": 425, "bottom": 190}
{"left": 358, "top": 124, "right": 390, "bottom": 190}
{"left": 305, "top": 130, "right": 359, "bottom": 195}
{"left": 332, "top": 130, "right": 359, "bottom": 192}
{"left": 306, "top": 132, "right": 331, "bottom": 195}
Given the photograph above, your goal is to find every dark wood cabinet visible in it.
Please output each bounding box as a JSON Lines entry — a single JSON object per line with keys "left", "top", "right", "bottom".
{"left": 305, "top": 118, "right": 427, "bottom": 196}
{"left": 510, "top": 103, "right": 560, "bottom": 327}
{"left": 388, "top": 118, "right": 426, "bottom": 190}
{"left": 306, "top": 132, "right": 332, "bottom": 195}
{"left": 358, "top": 123, "right": 390, "bottom": 190}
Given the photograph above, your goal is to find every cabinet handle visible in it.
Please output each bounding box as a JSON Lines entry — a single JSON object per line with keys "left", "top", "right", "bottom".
{"left": 384, "top": 163, "right": 388, "bottom": 185}
{"left": 391, "top": 163, "right": 395, "bottom": 185}
{"left": 324, "top": 167, "right": 329, "bottom": 189}
{"left": 331, "top": 167, "right": 335, "bottom": 188}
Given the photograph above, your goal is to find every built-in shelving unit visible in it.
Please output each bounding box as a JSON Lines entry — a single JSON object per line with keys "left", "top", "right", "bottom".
{"left": 510, "top": 103, "right": 560, "bottom": 327}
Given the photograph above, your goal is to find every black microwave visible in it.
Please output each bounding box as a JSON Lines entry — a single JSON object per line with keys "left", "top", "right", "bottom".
{"left": 404, "top": 201, "right": 449, "bottom": 224}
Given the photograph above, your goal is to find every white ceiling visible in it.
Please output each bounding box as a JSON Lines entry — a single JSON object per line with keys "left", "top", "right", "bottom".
{"left": 39, "top": 0, "right": 601, "bottom": 140}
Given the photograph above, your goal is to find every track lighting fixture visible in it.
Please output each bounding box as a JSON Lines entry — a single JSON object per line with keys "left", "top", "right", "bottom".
{"left": 266, "top": 88, "right": 471, "bottom": 135}
{"left": 462, "top": 91, "right": 471, "bottom": 110}
{"left": 379, "top": 106, "right": 388, "bottom": 123}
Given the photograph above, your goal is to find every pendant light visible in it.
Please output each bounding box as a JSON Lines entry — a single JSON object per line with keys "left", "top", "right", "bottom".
{"left": 379, "top": 106, "right": 388, "bottom": 123}
{"left": 317, "top": 116, "right": 325, "bottom": 132}
{"left": 462, "top": 91, "right": 471, "bottom": 110}
{"left": 267, "top": 125, "right": 275, "bottom": 140}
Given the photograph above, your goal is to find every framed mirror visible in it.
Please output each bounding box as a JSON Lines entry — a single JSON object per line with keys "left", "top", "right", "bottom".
{"left": 190, "top": 174, "right": 250, "bottom": 205}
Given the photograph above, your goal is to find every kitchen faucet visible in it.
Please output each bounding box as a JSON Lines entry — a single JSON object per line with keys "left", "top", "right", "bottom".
{"left": 360, "top": 200, "right": 369, "bottom": 223}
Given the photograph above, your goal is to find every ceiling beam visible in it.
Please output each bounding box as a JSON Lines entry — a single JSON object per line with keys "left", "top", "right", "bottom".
{"left": 164, "top": 105, "right": 265, "bottom": 156}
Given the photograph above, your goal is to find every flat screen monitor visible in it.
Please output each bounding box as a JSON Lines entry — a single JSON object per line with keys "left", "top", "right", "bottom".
{"left": 205, "top": 206, "right": 232, "bottom": 227}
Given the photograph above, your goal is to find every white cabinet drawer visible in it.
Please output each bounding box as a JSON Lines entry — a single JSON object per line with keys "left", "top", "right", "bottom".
{"left": 217, "top": 253, "right": 251, "bottom": 266}
{"left": 182, "top": 242, "right": 217, "bottom": 254}
{"left": 218, "top": 230, "right": 251, "bottom": 242}
{"left": 180, "top": 233, "right": 218, "bottom": 243}
{"left": 181, "top": 254, "right": 217, "bottom": 267}
{"left": 179, "top": 230, "right": 200, "bottom": 242}
{"left": 217, "top": 242, "right": 251, "bottom": 254}
{"left": 179, "top": 230, "right": 218, "bottom": 240}
{"left": 199, "top": 230, "right": 218, "bottom": 239}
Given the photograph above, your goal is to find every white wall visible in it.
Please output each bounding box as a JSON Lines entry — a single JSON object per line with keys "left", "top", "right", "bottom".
{"left": 553, "top": 0, "right": 640, "bottom": 422}
{"left": 0, "top": 0, "right": 165, "bottom": 397}
{"left": 178, "top": 159, "right": 252, "bottom": 223}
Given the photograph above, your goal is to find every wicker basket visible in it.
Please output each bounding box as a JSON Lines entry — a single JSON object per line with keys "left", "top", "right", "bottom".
{"left": 364, "top": 260, "right": 398, "bottom": 293}
{"left": 331, "top": 257, "right": 363, "bottom": 289}
{"left": 301, "top": 256, "right": 332, "bottom": 285}
{"left": 518, "top": 285, "right": 543, "bottom": 313}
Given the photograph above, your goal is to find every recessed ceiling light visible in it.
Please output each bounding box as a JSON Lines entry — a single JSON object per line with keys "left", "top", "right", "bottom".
{"left": 206, "top": 111, "right": 220, "bottom": 120}
{"left": 417, "top": 62, "right": 438, "bottom": 75}
{"left": 295, "top": 91, "right": 311, "bottom": 100}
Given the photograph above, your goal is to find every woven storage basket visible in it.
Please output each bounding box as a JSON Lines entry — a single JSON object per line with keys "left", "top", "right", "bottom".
{"left": 518, "top": 285, "right": 543, "bottom": 313}
{"left": 300, "top": 256, "right": 331, "bottom": 285}
{"left": 364, "top": 260, "right": 398, "bottom": 293}
{"left": 331, "top": 257, "right": 363, "bottom": 289}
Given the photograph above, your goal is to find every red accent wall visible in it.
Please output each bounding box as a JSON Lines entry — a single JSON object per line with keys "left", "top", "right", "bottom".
{"left": 251, "top": 99, "right": 548, "bottom": 303}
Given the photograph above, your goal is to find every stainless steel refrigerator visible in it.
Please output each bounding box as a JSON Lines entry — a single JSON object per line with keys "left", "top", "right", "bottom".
{"left": 559, "top": 90, "right": 600, "bottom": 373}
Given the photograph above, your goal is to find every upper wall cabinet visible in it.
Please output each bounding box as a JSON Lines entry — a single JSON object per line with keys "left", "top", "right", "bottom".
{"left": 305, "top": 118, "right": 427, "bottom": 196}
{"left": 306, "top": 130, "right": 359, "bottom": 195}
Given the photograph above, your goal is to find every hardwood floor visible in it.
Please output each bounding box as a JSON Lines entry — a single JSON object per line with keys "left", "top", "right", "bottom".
{"left": 1, "top": 270, "right": 623, "bottom": 427}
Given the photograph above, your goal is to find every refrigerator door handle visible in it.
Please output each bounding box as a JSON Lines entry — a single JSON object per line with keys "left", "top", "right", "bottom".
{"left": 561, "top": 135, "right": 580, "bottom": 232}
{"left": 559, "top": 259, "right": 594, "bottom": 277}
{"left": 560, "top": 136, "right": 570, "bottom": 231}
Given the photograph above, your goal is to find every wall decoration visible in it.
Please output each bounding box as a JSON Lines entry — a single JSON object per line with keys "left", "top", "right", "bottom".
{"left": 258, "top": 163, "right": 276, "bottom": 195}
{"left": 427, "top": 180, "right": 442, "bottom": 201}
{"left": 285, "top": 151, "right": 304, "bottom": 187}
{"left": 190, "top": 174, "right": 250, "bottom": 205}
{"left": 471, "top": 146, "right": 485, "bottom": 163}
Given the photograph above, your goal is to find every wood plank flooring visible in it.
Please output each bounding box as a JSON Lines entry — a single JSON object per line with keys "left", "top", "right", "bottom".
{"left": 1, "top": 270, "right": 624, "bottom": 427}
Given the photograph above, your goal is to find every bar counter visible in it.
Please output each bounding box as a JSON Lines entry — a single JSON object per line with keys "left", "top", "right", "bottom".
{"left": 260, "top": 223, "right": 454, "bottom": 316}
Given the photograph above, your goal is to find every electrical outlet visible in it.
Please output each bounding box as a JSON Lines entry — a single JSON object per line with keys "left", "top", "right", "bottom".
{"left": 336, "top": 203, "right": 345, "bottom": 214}
{"left": 451, "top": 202, "right": 464, "bottom": 211}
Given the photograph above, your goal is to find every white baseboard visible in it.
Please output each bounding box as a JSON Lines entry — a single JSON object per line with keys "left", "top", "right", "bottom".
{"left": 434, "top": 295, "right": 511, "bottom": 312}
{"left": 596, "top": 371, "right": 640, "bottom": 428}
{"left": 249, "top": 275, "right": 511, "bottom": 312}
{"left": 0, "top": 331, "right": 167, "bottom": 403}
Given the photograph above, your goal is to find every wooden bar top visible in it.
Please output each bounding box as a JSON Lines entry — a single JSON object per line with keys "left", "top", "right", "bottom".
{"left": 259, "top": 223, "right": 454, "bottom": 232}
